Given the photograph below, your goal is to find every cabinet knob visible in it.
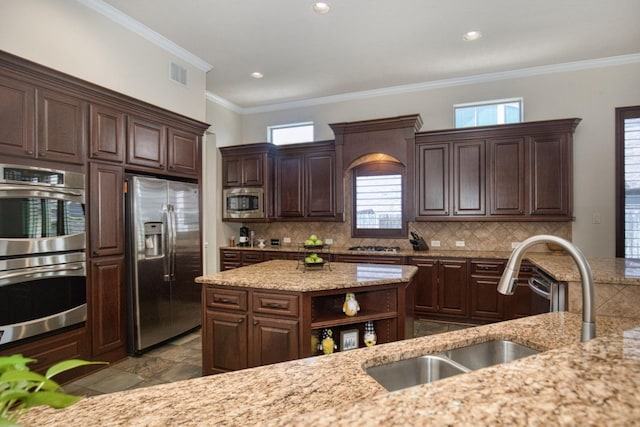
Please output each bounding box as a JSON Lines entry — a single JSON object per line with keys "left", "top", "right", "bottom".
{"left": 25, "top": 150, "right": 33, "bottom": 155}
{"left": 39, "top": 152, "right": 46, "bottom": 157}
{"left": 237, "top": 318, "right": 244, "bottom": 324}
{"left": 253, "top": 320, "right": 259, "bottom": 326}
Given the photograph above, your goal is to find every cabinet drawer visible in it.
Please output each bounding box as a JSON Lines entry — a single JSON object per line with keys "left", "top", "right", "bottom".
{"left": 253, "top": 292, "right": 299, "bottom": 317}
{"left": 221, "top": 250, "right": 241, "bottom": 262}
{"left": 242, "top": 252, "right": 264, "bottom": 264}
{"left": 206, "top": 287, "right": 248, "bottom": 311}
{"left": 470, "top": 259, "right": 505, "bottom": 276}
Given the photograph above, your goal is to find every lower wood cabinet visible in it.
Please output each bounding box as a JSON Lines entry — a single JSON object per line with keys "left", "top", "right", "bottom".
{"left": 202, "top": 281, "right": 411, "bottom": 375}
{"left": 409, "top": 257, "right": 469, "bottom": 319}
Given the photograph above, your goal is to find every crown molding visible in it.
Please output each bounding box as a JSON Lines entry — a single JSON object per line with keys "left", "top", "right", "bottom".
{"left": 76, "top": 0, "right": 213, "bottom": 72}
{"left": 206, "top": 53, "right": 640, "bottom": 115}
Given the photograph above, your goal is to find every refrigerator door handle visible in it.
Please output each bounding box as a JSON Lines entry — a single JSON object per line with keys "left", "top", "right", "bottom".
{"left": 168, "top": 204, "right": 177, "bottom": 281}
{"left": 162, "top": 206, "right": 171, "bottom": 281}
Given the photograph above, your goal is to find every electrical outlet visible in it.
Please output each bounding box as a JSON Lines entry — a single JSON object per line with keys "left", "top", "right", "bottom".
{"left": 325, "top": 238, "right": 333, "bottom": 245}
{"left": 592, "top": 212, "right": 601, "bottom": 224}
{"left": 455, "top": 241, "right": 465, "bottom": 247}
{"left": 430, "top": 240, "right": 441, "bottom": 247}
{"left": 283, "top": 237, "right": 291, "bottom": 243}
{"left": 511, "top": 242, "right": 520, "bottom": 249}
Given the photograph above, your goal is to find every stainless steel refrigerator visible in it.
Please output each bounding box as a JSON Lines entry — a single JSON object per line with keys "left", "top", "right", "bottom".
{"left": 125, "top": 175, "right": 201, "bottom": 354}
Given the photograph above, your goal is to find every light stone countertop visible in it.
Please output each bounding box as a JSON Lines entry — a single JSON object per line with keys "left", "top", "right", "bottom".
{"left": 195, "top": 260, "right": 418, "bottom": 292}
{"left": 22, "top": 312, "right": 640, "bottom": 426}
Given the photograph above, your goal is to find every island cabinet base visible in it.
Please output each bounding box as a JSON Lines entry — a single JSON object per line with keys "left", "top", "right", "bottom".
{"left": 202, "top": 279, "right": 415, "bottom": 376}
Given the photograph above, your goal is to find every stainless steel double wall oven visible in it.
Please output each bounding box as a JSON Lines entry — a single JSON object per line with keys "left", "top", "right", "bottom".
{"left": 0, "top": 163, "right": 87, "bottom": 346}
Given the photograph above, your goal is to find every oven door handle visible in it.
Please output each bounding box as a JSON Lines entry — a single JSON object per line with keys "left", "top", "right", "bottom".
{"left": 528, "top": 277, "right": 551, "bottom": 300}
{"left": 0, "top": 264, "right": 85, "bottom": 286}
{"left": 0, "top": 186, "right": 85, "bottom": 202}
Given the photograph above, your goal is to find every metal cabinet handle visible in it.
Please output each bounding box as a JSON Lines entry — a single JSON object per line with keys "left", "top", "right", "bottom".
{"left": 264, "top": 302, "right": 284, "bottom": 309}
{"left": 237, "top": 318, "right": 244, "bottom": 324}
{"left": 253, "top": 320, "right": 259, "bottom": 326}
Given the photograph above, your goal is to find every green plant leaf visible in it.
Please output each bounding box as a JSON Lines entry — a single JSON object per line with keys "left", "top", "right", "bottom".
{"left": 0, "top": 356, "right": 35, "bottom": 373}
{"left": 23, "top": 391, "right": 81, "bottom": 409}
{"left": 0, "top": 370, "right": 48, "bottom": 385}
{"left": 45, "top": 359, "right": 107, "bottom": 379}
{"left": 0, "top": 416, "right": 22, "bottom": 426}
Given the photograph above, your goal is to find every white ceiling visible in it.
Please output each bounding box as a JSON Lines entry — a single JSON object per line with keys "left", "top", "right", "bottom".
{"left": 98, "top": 0, "right": 640, "bottom": 111}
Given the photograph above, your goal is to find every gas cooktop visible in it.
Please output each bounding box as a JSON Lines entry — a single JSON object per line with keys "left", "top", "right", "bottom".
{"left": 348, "top": 246, "right": 401, "bottom": 253}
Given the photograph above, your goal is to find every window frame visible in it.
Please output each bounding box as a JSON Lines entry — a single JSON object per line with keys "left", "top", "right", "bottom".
{"left": 351, "top": 161, "right": 407, "bottom": 238}
{"left": 268, "top": 122, "right": 314, "bottom": 145}
{"left": 615, "top": 105, "right": 640, "bottom": 257}
{"left": 453, "top": 97, "right": 523, "bottom": 128}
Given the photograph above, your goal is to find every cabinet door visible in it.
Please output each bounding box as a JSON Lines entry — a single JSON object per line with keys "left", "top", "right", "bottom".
{"left": 168, "top": 128, "right": 199, "bottom": 176}
{"left": 89, "top": 162, "right": 124, "bottom": 257}
{"left": 242, "top": 154, "right": 264, "bottom": 186}
{"left": 306, "top": 151, "right": 336, "bottom": 217}
{"left": 127, "top": 116, "right": 166, "bottom": 170}
{"left": 529, "top": 134, "right": 570, "bottom": 216}
{"left": 470, "top": 276, "right": 504, "bottom": 320}
{"left": 251, "top": 315, "right": 299, "bottom": 367}
{"left": 89, "top": 104, "right": 125, "bottom": 162}
{"left": 411, "top": 258, "right": 439, "bottom": 314}
{"left": 438, "top": 259, "right": 469, "bottom": 317}
{"left": 275, "top": 154, "right": 304, "bottom": 217}
{"left": 37, "top": 88, "right": 86, "bottom": 164}
{"left": 0, "top": 75, "right": 35, "bottom": 159}
{"left": 220, "top": 249, "right": 242, "bottom": 270}
{"left": 90, "top": 257, "right": 126, "bottom": 357}
{"left": 417, "top": 143, "right": 450, "bottom": 217}
{"left": 488, "top": 137, "right": 525, "bottom": 216}
{"left": 203, "top": 310, "right": 248, "bottom": 374}
{"left": 452, "top": 140, "right": 485, "bottom": 216}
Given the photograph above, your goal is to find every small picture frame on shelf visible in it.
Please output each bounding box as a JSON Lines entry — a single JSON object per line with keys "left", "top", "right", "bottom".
{"left": 340, "top": 329, "right": 359, "bottom": 351}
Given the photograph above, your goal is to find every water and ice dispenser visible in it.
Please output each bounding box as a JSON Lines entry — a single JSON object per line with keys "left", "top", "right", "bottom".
{"left": 144, "top": 222, "right": 163, "bottom": 258}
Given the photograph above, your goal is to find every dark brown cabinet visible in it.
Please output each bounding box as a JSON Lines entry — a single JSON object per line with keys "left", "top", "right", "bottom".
{"left": 0, "top": 83, "right": 86, "bottom": 165}
{"left": 0, "top": 75, "right": 35, "bottom": 160}
{"left": 274, "top": 142, "right": 338, "bottom": 221}
{"left": 90, "top": 103, "right": 125, "bottom": 162}
{"left": 415, "top": 118, "right": 580, "bottom": 221}
{"left": 127, "top": 115, "right": 200, "bottom": 177}
{"left": 219, "top": 249, "right": 265, "bottom": 271}
{"left": 90, "top": 257, "right": 126, "bottom": 358}
{"left": 202, "top": 287, "right": 299, "bottom": 375}
{"left": 222, "top": 154, "right": 264, "bottom": 187}
{"left": 332, "top": 254, "right": 403, "bottom": 265}
{"left": 469, "top": 259, "right": 506, "bottom": 321}
{"left": 409, "top": 257, "right": 469, "bottom": 319}
{"left": 89, "top": 162, "right": 124, "bottom": 257}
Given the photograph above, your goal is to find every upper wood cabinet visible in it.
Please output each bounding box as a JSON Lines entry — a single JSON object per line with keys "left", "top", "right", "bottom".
{"left": 89, "top": 161, "right": 124, "bottom": 257}
{"left": 0, "top": 75, "right": 35, "bottom": 159}
{"left": 274, "top": 142, "right": 338, "bottom": 221}
{"left": 90, "top": 103, "right": 125, "bottom": 163}
{"left": 220, "top": 143, "right": 274, "bottom": 188}
{"left": 0, "top": 78, "right": 85, "bottom": 165}
{"left": 415, "top": 118, "right": 580, "bottom": 221}
{"left": 127, "top": 115, "right": 200, "bottom": 177}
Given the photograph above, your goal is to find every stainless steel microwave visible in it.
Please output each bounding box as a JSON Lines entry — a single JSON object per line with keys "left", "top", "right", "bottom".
{"left": 223, "top": 187, "right": 264, "bottom": 219}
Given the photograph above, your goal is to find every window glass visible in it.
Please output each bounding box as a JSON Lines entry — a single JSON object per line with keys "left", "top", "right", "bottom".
{"left": 268, "top": 122, "right": 314, "bottom": 145}
{"left": 352, "top": 161, "right": 406, "bottom": 238}
{"left": 454, "top": 98, "right": 522, "bottom": 128}
{"left": 616, "top": 106, "right": 640, "bottom": 257}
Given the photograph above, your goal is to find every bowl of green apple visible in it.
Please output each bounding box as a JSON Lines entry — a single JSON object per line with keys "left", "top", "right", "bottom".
{"left": 304, "top": 252, "right": 325, "bottom": 268}
{"left": 303, "top": 234, "right": 324, "bottom": 249}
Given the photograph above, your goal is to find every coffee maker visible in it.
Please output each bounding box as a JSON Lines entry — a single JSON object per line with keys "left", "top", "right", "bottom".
{"left": 238, "top": 226, "right": 250, "bottom": 247}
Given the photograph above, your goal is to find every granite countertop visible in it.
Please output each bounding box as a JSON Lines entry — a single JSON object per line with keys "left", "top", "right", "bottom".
{"left": 195, "top": 260, "right": 418, "bottom": 292}
{"left": 22, "top": 312, "right": 640, "bottom": 426}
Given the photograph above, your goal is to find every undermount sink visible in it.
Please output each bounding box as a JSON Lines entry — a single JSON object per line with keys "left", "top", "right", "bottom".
{"left": 366, "top": 355, "right": 469, "bottom": 392}
{"left": 366, "top": 340, "right": 539, "bottom": 392}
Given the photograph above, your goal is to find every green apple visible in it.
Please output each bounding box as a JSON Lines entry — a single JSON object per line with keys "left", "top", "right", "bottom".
{"left": 316, "top": 257, "right": 323, "bottom": 263}
{"left": 305, "top": 256, "right": 313, "bottom": 263}
{"left": 315, "top": 239, "right": 323, "bottom": 246}
{"left": 309, "top": 234, "right": 318, "bottom": 242}
{"left": 304, "top": 239, "right": 314, "bottom": 246}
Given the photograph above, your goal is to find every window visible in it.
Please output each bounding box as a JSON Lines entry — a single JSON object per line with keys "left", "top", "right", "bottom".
{"left": 352, "top": 161, "right": 406, "bottom": 238}
{"left": 454, "top": 98, "right": 522, "bottom": 128}
{"left": 268, "top": 122, "right": 314, "bottom": 145}
{"left": 616, "top": 106, "right": 640, "bottom": 257}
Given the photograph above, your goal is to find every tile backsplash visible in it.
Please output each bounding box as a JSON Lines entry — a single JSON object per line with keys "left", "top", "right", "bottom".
{"left": 245, "top": 221, "right": 571, "bottom": 253}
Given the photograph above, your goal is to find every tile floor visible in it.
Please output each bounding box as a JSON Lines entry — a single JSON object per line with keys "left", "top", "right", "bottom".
{"left": 63, "top": 319, "right": 473, "bottom": 397}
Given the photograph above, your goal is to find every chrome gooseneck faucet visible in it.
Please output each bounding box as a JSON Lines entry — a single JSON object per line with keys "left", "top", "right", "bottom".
{"left": 497, "top": 234, "right": 596, "bottom": 342}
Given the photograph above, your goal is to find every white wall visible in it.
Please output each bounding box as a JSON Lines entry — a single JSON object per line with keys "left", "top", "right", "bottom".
{"left": 233, "top": 62, "right": 640, "bottom": 257}
{"left": 0, "top": 0, "right": 206, "bottom": 121}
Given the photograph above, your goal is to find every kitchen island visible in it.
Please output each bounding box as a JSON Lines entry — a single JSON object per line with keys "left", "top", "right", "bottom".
{"left": 22, "top": 312, "right": 640, "bottom": 426}
{"left": 195, "top": 260, "right": 418, "bottom": 374}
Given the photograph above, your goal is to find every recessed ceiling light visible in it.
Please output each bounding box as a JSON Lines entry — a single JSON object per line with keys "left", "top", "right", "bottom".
{"left": 313, "top": 2, "right": 331, "bottom": 14}
{"left": 250, "top": 72, "right": 264, "bottom": 79}
{"left": 463, "top": 30, "right": 482, "bottom": 41}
